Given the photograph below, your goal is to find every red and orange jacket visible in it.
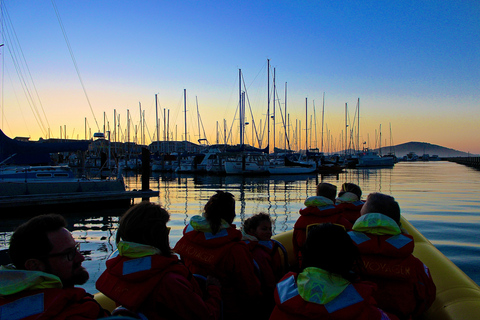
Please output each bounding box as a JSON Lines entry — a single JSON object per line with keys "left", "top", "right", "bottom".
{"left": 0, "top": 268, "right": 109, "bottom": 320}
{"left": 96, "top": 242, "right": 221, "bottom": 320}
{"left": 349, "top": 213, "right": 436, "bottom": 319}
{"left": 270, "top": 270, "right": 398, "bottom": 320}
{"left": 293, "top": 196, "right": 353, "bottom": 262}
{"left": 335, "top": 192, "right": 365, "bottom": 224}
{"left": 174, "top": 216, "right": 261, "bottom": 320}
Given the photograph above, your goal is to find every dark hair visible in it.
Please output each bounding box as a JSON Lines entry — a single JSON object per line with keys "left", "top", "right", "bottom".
{"left": 316, "top": 183, "right": 337, "bottom": 202}
{"left": 9, "top": 214, "right": 67, "bottom": 269}
{"left": 244, "top": 212, "right": 271, "bottom": 235}
{"left": 301, "top": 223, "right": 361, "bottom": 282}
{"left": 338, "top": 183, "right": 362, "bottom": 199}
{"left": 116, "top": 201, "right": 172, "bottom": 256}
{"left": 364, "top": 193, "right": 401, "bottom": 225}
{"left": 204, "top": 191, "right": 235, "bottom": 234}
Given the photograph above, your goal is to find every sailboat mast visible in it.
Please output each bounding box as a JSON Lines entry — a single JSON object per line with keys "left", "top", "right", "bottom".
{"left": 267, "top": 59, "right": 270, "bottom": 153}
{"left": 155, "top": 94, "right": 159, "bottom": 150}
{"left": 273, "top": 67, "right": 276, "bottom": 152}
{"left": 321, "top": 92, "right": 325, "bottom": 153}
{"left": 239, "top": 69, "right": 243, "bottom": 146}
{"left": 196, "top": 96, "right": 200, "bottom": 143}
{"left": 305, "top": 98, "right": 308, "bottom": 152}
{"left": 184, "top": 89, "right": 187, "bottom": 151}
{"left": 345, "top": 103, "right": 348, "bottom": 158}
{"left": 285, "top": 82, "right": 288, "bottom": 150}
{"left": 357, "top": 98, "right": 360, "bottom": 151}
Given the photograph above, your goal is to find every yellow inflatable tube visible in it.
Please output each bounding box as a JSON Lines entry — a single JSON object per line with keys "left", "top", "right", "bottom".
{"left": 95, "top": 217, "right": 480, "bottom": 319}
{"left": 399, "top": 217, "right": 480, "bottom": 320}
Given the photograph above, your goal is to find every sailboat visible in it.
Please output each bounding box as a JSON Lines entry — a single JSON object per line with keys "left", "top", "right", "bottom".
{"left": 268, "top": 95, "right": 316, "bottom": 174}
{"left": 224, "top": 68, "right": 269, "bottom": 175}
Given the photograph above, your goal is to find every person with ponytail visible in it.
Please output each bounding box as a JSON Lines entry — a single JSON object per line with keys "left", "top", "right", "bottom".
{"left": 96, "top": 201, "right": 222, "bottom": 320}
{"left": 174, "top": 191, "right": 262, "bottom": 320}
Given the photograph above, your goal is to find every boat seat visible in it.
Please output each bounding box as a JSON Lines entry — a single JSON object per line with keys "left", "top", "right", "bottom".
{"left": 272, "top": 239, "right": 290, "bottom": 274}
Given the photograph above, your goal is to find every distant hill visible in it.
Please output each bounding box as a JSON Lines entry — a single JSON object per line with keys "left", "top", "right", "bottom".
{"left": 375, "top": 142, "right": 477, "bottom": 158}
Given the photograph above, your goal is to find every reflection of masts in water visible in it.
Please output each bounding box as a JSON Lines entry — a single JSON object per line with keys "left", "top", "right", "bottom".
{"left": 239, "top": 177, "right": 246, "bottom": 224}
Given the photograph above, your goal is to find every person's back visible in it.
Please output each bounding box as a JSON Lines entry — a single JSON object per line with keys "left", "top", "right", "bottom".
{"left": 271, "top": 223, "right": 399, "bottom": 320}
{"left": 336, "top": 182, "right": 365, "bottom": 224}
{"left": 349, "top": 193, "right": 436, "bottom": 320}
{"left": 0, "top": 214, "right": 109, "bottom": 320}
{"left": 174, "top": 191, "right": 261, "bottom": 320}
{"left": 96, "top": 201, "right": 221, "bottom": 320}
{"left": 293, "top": 183, "right": 352, "bottom": 264}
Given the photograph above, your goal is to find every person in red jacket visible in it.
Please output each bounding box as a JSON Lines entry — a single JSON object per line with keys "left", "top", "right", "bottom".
{"left": 1, "top": 214, "right": 109, "bottom": 320}
{"left": 96, "top": 201, "right": 222, "bottom": 320}
{"left": 293, "top": 182, "right": 352, "bottom": 267}
{"left": 271, "top": 223, "right": 398, "bottom": 320}
{"left": 243, "top": 212, "right": 286, "bottom": 318}
{"left": 174, "top": 191, "right": 262, "bottom": 320}
{"left": 349, "top": 192, "right": 436, "bottom": 320}
{"left": 335, "top": 182, "right": 365, "bottom": 224}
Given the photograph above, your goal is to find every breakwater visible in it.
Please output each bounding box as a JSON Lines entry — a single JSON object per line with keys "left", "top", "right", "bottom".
{"left": 445, "top": 157, "right": 480, "bottom": 169}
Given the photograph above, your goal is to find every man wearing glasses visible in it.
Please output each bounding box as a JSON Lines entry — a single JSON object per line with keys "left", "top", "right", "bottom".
{"left": 0, "top": 214, "right": 110, "bottom": 319}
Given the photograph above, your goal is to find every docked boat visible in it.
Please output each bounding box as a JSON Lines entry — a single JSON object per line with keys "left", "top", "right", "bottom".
{"left": 268, "top": 156, "right": 317, "bottom": 175}
{"left": 404, "top": 152, "right": 419, "bottom": 161}
{"left": 224, "top": 152, "right": 269, "bottom": 175}
{"left": 356, "top": 149, "right": 395, "bottom": 167}
{"left": 94, "top": 216, "right": 480, "bottom": 319}
{"left": 0, "top": 165, "right": 157, "bottom": 214}
{"left": 176, "top": 147, "right": 224, "bottom": 174}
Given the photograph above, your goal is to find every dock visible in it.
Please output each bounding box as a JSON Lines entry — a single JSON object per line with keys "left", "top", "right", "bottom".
{"left": 446, "top": 157, "right": 480, "bottom": 169}
{"left": 0, "top": 189, "right": 159, "bottom": 215}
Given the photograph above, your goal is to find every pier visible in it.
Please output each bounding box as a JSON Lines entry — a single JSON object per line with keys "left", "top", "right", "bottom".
{"left": 445, "top": 157, "right": 480, "bottom": 169}
{"left": 0, "top": 189, "right": 159, "bottom": 215}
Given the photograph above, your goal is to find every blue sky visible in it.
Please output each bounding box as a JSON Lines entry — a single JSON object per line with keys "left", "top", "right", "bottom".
{"left": 1, "top": 1, "right": 479, "bottom": 153}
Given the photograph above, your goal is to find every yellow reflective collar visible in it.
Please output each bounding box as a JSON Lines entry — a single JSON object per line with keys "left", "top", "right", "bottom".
{"left": 352, "top": 213, "right": 401, "bottom": 235}
{"left": 117, "top": 241, "right": 161, "bottom": 258}
{"left": 0, "top": 266, "right": 62, "bottom": 296}
{"left": 297, "top": 267, "right": 350, "bottom": 304}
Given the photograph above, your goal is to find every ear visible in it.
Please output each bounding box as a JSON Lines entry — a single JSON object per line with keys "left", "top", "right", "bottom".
{"left": 25, "top": 258, "right": 46, "bottom": 272}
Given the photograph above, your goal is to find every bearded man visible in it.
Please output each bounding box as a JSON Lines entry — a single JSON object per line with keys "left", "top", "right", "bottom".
{"left": 0, "top": 213, "right": 109, "bottom": 319}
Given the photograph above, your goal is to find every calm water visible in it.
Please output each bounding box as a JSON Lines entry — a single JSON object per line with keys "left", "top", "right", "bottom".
{"left": 1, "top": 161, "right": 480, "bottom": 293}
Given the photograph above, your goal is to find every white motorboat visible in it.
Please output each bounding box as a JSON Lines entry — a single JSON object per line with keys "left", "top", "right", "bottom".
{"left": 356, "top": 149, "right": 395, "bottom": 167}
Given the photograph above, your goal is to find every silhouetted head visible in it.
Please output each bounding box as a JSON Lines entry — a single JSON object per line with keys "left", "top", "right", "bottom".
{"left": 316, "top": 183, "right": 337, "bottom": 202}
{"left": 244, "top": 212, "right": 273, "bottom": 241}
{"left": 338, "top": 182, "right": 362, "bottom": 199}
{"left": 116, "top": 201, "right": 172, "bottom": 256}
{"left": 361, "top": 192, "right": 401, "bottom": 225}
{"left": 301, "top": 223, "right": 360, "bottom": 281}
{"left": 9, "top": 214, "right": 88, "bottom": 287}
{"left": 204, "top": 191, "right": 236, "bottom": 234}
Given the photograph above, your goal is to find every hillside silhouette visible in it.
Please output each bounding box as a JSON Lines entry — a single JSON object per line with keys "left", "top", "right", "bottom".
{"left": 375, "top": 142, "right": 476, "bottom": 158}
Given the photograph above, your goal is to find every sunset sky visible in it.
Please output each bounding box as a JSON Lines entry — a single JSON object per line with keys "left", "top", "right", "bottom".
{"left": 1, "top": 1, "right": 479, "bottom": 154}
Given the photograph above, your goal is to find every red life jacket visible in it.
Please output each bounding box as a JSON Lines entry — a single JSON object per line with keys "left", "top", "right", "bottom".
{"left": 174, "top": 225, "right": 262, "bottom": 319}
{"left": 0, "top": 287, "right": 109, "bottom": 320}
{"left": 349, "top": 231, "right": 436, "bottom": 319}
{"left": 96, "top": 253, "right": 222, "bottom": 320}
{"left": 270, "top": 272, "right": 398, "bottom": 320}
{"left": 336, "top": 200, "right": 364, "bottom": 224}
{"left": 96, "top": 254, "right": 189, "bottom": 310}
{"left": 293, "top": 205, "right": 353, "bottom": 263}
